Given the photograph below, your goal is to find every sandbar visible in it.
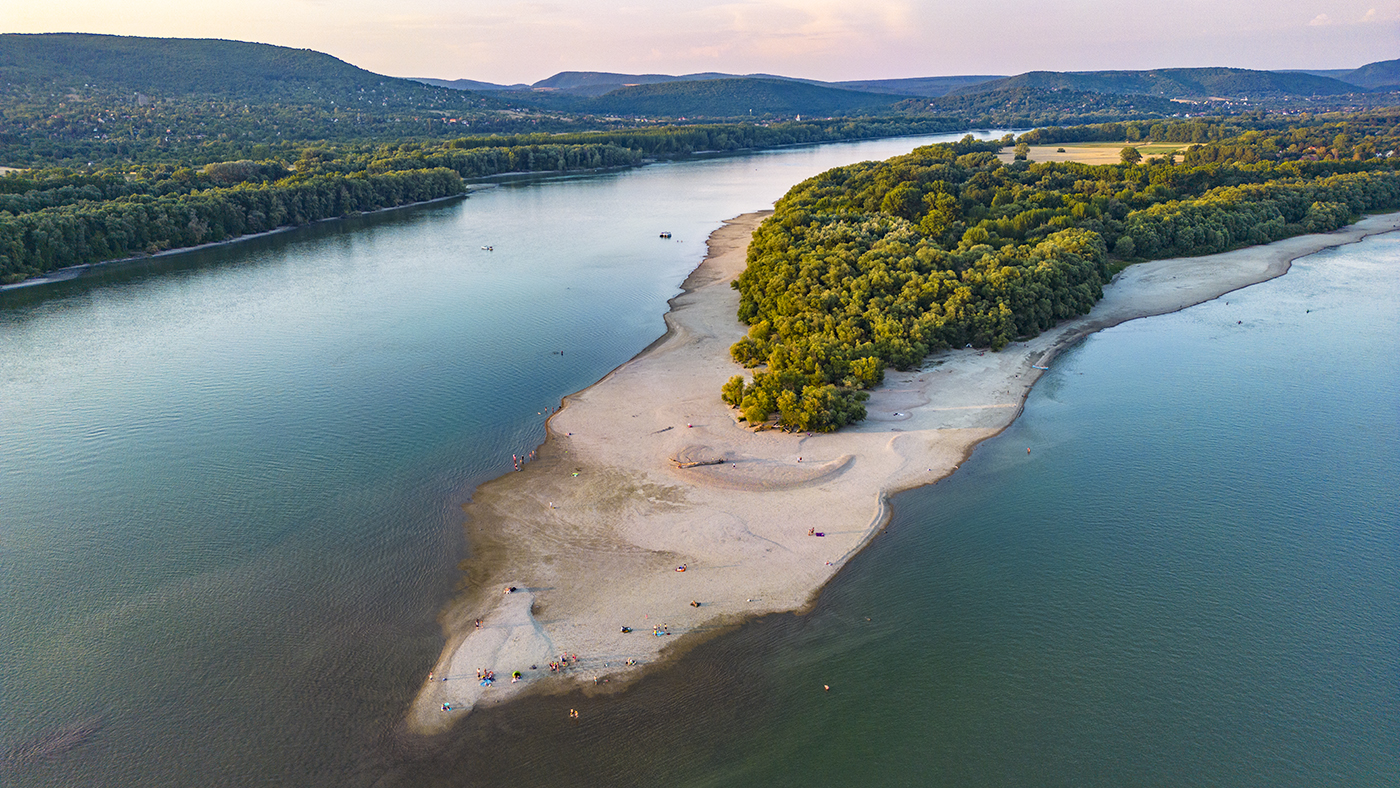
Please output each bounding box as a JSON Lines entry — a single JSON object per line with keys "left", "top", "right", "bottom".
{"left": 406, "top": 209, "right": 1400, "bottom": 733}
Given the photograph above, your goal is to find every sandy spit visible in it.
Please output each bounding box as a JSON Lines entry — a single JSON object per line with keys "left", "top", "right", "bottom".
{"left": 407, "top": 210, "right": 1400, "bottom": 733}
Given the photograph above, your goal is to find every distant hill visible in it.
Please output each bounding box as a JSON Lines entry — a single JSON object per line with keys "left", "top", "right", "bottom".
{"left": 955, "top": 67, "right": 1365, "bottom": 99}
{"left": 416, "top": 77, "right": 531, "bottom": 92}
{"left": 831, "top": 75, "right": 1004, "bottom": 97}
{"left": 416, "top": 70, "right": 1006, "bottom": 99}
{"left": 0, "top": 33, "right": 493, "bottom": 109}
{"left": 1340, "top": 58, "right": 1400, "bottom": 90}
{"left": 900, "top": 87, "right": 1180, "bottom": 123}
{"left": 586, "top": 78, "right": 898, "bottom": 118}
{"left": 530, "top": 71, "right": 732, "bottom": 96}
{"left": 1274, "top": 68, "right": 1356, "bottom": 80}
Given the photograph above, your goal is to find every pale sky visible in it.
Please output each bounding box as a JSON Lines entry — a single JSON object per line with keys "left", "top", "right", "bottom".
{"left": 4, "top": 1, "right": 1397, "bottom": 85}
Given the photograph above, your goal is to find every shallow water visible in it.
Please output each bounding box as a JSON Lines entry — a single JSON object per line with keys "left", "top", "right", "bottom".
{"left": 0, "top": 131, "right": 1009, "bottom": 787}
{"left": 372, "top": 230, "right": 1400, "bottom": 788}
{"left": 687, "top": 233, "right": 1400, "bottom": 787}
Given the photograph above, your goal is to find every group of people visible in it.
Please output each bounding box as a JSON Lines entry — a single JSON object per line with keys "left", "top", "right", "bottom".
{"left": 548, "top": 652, "right": 580, "bottom": 673}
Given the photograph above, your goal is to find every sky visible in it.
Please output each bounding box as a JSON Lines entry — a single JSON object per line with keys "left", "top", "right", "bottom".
{"left": 4, "top": 1, "right": 1397, "bottom": 85}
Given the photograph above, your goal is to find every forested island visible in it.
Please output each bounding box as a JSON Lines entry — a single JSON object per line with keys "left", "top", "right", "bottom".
{"left": 722, "top": 115, "right": 1400, "bottom": 431}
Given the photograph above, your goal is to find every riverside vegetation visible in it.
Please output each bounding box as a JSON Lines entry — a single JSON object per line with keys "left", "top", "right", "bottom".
{"left": 722, "top": 114, "right": 1400, "bottom": 432}
{"left": 0, "top": 118, "right": 983, "bottom": 284}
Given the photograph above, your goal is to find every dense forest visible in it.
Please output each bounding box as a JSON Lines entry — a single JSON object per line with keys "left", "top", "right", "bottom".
{"left": 898, "top": 87, "right": 1181, "bottom": 129}
{"left": 722, "top": 115, "right": 1400, "bottom": 432}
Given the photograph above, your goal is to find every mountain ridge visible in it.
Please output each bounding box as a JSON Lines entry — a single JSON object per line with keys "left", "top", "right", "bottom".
{"left": 951, "top": 67, "right": 1369, "bottom": 98}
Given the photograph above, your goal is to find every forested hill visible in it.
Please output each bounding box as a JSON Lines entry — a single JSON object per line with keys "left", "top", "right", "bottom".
{"left": 956, "top": 68, "right": 1365, "bottom": 99}
{"left": 0, "top": 33, "right": 491, "bottom": 109}
{"left": 1343, "top": 59, "right": 1400, "bottom": 90}
{"left": 587, "top": 78, "right": 899, "bottom": 118}
{"left": 422, "top": 71, "right": 1005, "bottom": 99}
{"left": 899, "top": 87, "right": 1181, "bottom": 127}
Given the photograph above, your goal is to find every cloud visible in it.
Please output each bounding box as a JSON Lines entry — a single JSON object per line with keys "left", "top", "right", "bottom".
{"left": 1358, "top": 6, "right": 1400, "bottom": 22}
{"left": 1308, "top": 13, "right": 1333, "bottom": 25}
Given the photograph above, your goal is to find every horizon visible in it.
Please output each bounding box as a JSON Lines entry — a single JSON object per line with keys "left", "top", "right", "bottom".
{"left": 4, "top": 1, "right": 1396, "bottom": 86}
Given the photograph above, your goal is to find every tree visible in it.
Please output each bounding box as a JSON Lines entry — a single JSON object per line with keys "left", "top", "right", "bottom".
{"left": 721, "top": 375, "right": 746, "bottom": 407}
{"left": 1014, "top": 142, "right": 1030, "bottom": 161}
{"left": 1119, "top": 146, "right": 1142, "bottom": 165}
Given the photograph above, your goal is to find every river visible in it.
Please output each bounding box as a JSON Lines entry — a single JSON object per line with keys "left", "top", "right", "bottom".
{"left": 2, "top": 134, "right": 1395, "bottom": 787}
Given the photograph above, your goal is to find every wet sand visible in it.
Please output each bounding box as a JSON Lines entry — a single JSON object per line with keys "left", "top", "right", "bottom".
{"left": 407, "top": 209, "right": 1400, "bottom": 733}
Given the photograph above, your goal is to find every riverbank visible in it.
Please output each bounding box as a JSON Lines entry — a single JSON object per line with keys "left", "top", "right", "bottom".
{"left": 0, "top": 192, "right": 470, "bottom": 293}
{"left": 407, "top": 209, "right": 1400, "bottom": 734}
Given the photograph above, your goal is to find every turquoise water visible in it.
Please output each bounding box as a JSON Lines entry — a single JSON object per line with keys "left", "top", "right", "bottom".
{"left": 0, "top": 132, "right": 1007, "bottom": 786}
{"left": 689, "top": 234, "right": 1400, "bottom": 787}
{"left": 374, "top": 232, "right": 1399, "bottom": 788}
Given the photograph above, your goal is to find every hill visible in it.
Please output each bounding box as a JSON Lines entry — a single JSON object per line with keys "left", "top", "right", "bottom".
{"left": 902, "top": 86, "right": 1179, "bottom": 123}
{"left": 586, "top": 78, "right": 898, "bottom": 118}
{"left": 955, "top": 67, "right": 1365, "bottom": 99}
{"left": 0, "top": 33, "right": 494, "bottom": 110}
{"left": 531, "top": 71, "right": 745, "bottom": 96}
{"left": 418, "top": 70, "right": 1006, "bottom": 100}
{"left": 831, "top": 75, "right": 1004, "bottom": 96}
{"left": 416, "top": 77, "right": 531, "bottom": 92}
{"left": 1341, "top": 58, "right": 1400, "bottom": 90}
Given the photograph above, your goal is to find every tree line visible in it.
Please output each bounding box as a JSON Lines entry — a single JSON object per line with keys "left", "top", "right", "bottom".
{"left": 0, "top": 168, "right": 463, "bottom": 279}
{"left": 723, "top": 116, "right": 1400, "bottom": 432}
{"left": 0, "top": 117, "right": 984, "bottom": 283}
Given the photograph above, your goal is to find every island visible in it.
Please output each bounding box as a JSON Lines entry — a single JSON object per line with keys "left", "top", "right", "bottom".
{"left": 406, "top": 197, "right": 1400, "bottom": 731}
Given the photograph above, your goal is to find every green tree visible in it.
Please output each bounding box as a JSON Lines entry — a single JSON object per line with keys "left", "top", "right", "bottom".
{"left": 1119, "top": 146, "right": 1143, "bottom": 165}
{"left": 721, "top": 375, "right": 747, "bottom": 407}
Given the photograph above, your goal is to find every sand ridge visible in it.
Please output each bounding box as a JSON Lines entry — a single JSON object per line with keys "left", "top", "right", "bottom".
{"left": 406, "top": 210, "right": 1400, "bottom": 733}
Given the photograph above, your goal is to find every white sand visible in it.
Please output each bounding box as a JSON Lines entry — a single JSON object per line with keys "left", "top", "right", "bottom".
{"left": 406, "top": 210, "right": 1400, "bottom": 733}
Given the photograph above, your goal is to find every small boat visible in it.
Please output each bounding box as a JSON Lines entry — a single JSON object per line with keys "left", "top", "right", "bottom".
{"left": 481, "top": 245, "right": 494, "bottom": 251}
{"left": 659, "top": 232, "right": 672, "bottom": 239}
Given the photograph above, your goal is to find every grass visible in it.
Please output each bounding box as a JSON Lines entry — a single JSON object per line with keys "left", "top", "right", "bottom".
{"left": 998, "top": 141, "right": 1185, "bottom": 165}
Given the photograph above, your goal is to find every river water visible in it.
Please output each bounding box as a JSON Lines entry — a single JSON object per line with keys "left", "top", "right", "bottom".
{"left": 2, "top": 136, "right": 1395, "bottom": 787}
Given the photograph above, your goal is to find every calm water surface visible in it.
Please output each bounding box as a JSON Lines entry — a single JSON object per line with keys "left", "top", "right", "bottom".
{"left": 2, "top": 142, "right": 1395, "bottom": 787}
{"left": 380, "top": 232, "right": 1399, "bottom": 788}
{"left": 1, "top": 132, "right": 1008, "bottom": 786}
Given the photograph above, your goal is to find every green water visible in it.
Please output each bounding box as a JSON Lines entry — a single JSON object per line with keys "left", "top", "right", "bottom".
{"left": 382, "top": 233, "right": 1400, "bottom": 788}
{"left": 2, "top": 141, "right": 1394, "bottom": 786}
{"left": 0, "top": 132, "right": 1007, "bottom": 786}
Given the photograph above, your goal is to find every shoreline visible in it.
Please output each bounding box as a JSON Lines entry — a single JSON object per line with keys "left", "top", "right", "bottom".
{"left": 406, "top": 209, "right": 1400, "bottom": 734}
{"left": 1, "top": 128, "right": 1000, "bottom": 295}
{"left": 0, "top": 193, "right": 470, "bottom": 293}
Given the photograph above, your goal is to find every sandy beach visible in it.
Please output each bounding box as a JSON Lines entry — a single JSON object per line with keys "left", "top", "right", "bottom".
{"left": 406, "top": 209, "right": 1400, "bottom": 734}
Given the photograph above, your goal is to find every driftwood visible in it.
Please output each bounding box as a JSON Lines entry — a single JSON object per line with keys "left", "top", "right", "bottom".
{"left": 671, "top": 457, "right": 726, "bottom": 469}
